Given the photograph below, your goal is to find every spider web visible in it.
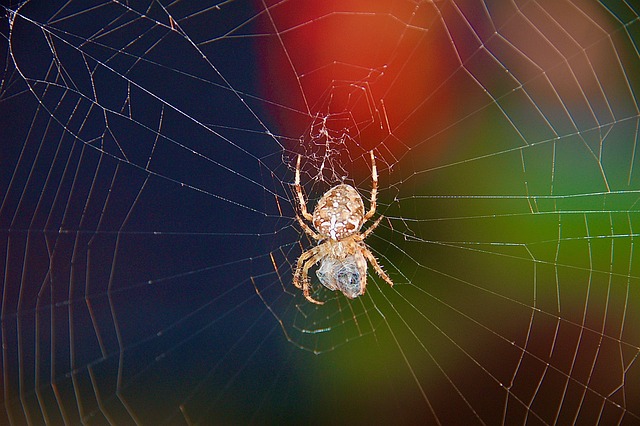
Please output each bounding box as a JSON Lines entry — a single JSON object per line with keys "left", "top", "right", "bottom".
{"left": 1, "top": 0, "right": 639, "bottom": 424}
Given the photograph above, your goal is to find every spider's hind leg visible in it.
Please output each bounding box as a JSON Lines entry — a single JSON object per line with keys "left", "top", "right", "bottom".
{"left": 361, "top": 247, "right": 394, "bottom": 288}
{"left": 293, "top": 245, "right": 325, "bottom": 305}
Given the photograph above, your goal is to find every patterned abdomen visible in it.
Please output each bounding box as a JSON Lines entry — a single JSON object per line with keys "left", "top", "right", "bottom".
{"left": 312, "top": 184, "right": 365, "bottom": 240}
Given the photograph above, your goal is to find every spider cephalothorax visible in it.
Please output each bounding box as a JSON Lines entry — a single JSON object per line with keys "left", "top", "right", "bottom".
{"left": 293, "top": 152, "right": 394, "bottom": 304}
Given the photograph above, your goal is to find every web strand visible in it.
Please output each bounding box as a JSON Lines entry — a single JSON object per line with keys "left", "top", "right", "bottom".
{"left": 1, "top": 1, "right": 639, "bottom": 424}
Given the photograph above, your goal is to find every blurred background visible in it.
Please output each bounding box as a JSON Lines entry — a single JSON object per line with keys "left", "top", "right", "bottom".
{"left": 1, "top": 0, "right": 639, "bottom": 424}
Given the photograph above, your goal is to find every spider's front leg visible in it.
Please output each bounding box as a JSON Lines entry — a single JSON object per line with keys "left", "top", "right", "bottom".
{"left": 295, "top": 154, "right": 314, "bottom": 222}
{"left": 360, "top": 215, "right": 384, "bottom": 240}
{"left": 296, "top": 215, "right": 322, "bottom": 241}
{"left": 363, "top": 150, "right": 378, "bottom": 221}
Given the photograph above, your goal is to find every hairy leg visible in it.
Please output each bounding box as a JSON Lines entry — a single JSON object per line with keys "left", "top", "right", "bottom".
{"left": 292, "top": 245, "right": 324, "bottom": 304}
{"left": 295, "top": 155, "right": 314, "bottom": 222}
{"left": 360, "top": 215, "right": 384, "bottom": 240}
{"left": 361, "top": 246, "right": 394, "bottom": 287}
{"left": 300, "top": 251, "right": 326, "bottom": 304}
{"left": 296, "top": 215, "right": 322, "bottom": 240}
{"left": 363, "top": 151, "right": 378, "bottom": 221}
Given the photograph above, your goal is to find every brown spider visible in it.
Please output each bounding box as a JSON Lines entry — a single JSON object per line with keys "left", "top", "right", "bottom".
{"left": 293, "top": 151, "right": 394, "bottom": 304}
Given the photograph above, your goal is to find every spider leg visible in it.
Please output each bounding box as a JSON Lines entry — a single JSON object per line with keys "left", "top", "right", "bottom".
{"left": 363, "top": 150, "right": 378, "bottom": 221}
{"left": 360, "top": 215, "right": 384, "bottom": 240}
{"left": 293, "top": 245, "right": 324, "bottom": 304}
{"left": 296, "top": 215, "right": 322, "bottom": 240}
{"left": 360, "top": 245, "right": 394, "bottom": 287}
{"left": 300, "top": 251, "right": 327, "bottom": 304}
{"left": 293, "top": 246, "right": 319, "bottom": 289}
{"left": 295, "top": 154, "right": 314, "bottom": 222}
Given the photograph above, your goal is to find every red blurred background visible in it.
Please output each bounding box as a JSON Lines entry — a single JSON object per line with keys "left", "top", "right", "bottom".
{"left": 255, "top": 0, "right": 454, "bottom": 174}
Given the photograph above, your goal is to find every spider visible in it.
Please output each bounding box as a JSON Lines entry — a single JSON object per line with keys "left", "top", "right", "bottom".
{"left": 293, "top": 151, "right": 394, "bottom": 304}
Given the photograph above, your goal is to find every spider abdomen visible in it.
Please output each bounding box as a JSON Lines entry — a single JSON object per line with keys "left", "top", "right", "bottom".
{"left": 312, "top": 184, "right": 365, "bottom": 240}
